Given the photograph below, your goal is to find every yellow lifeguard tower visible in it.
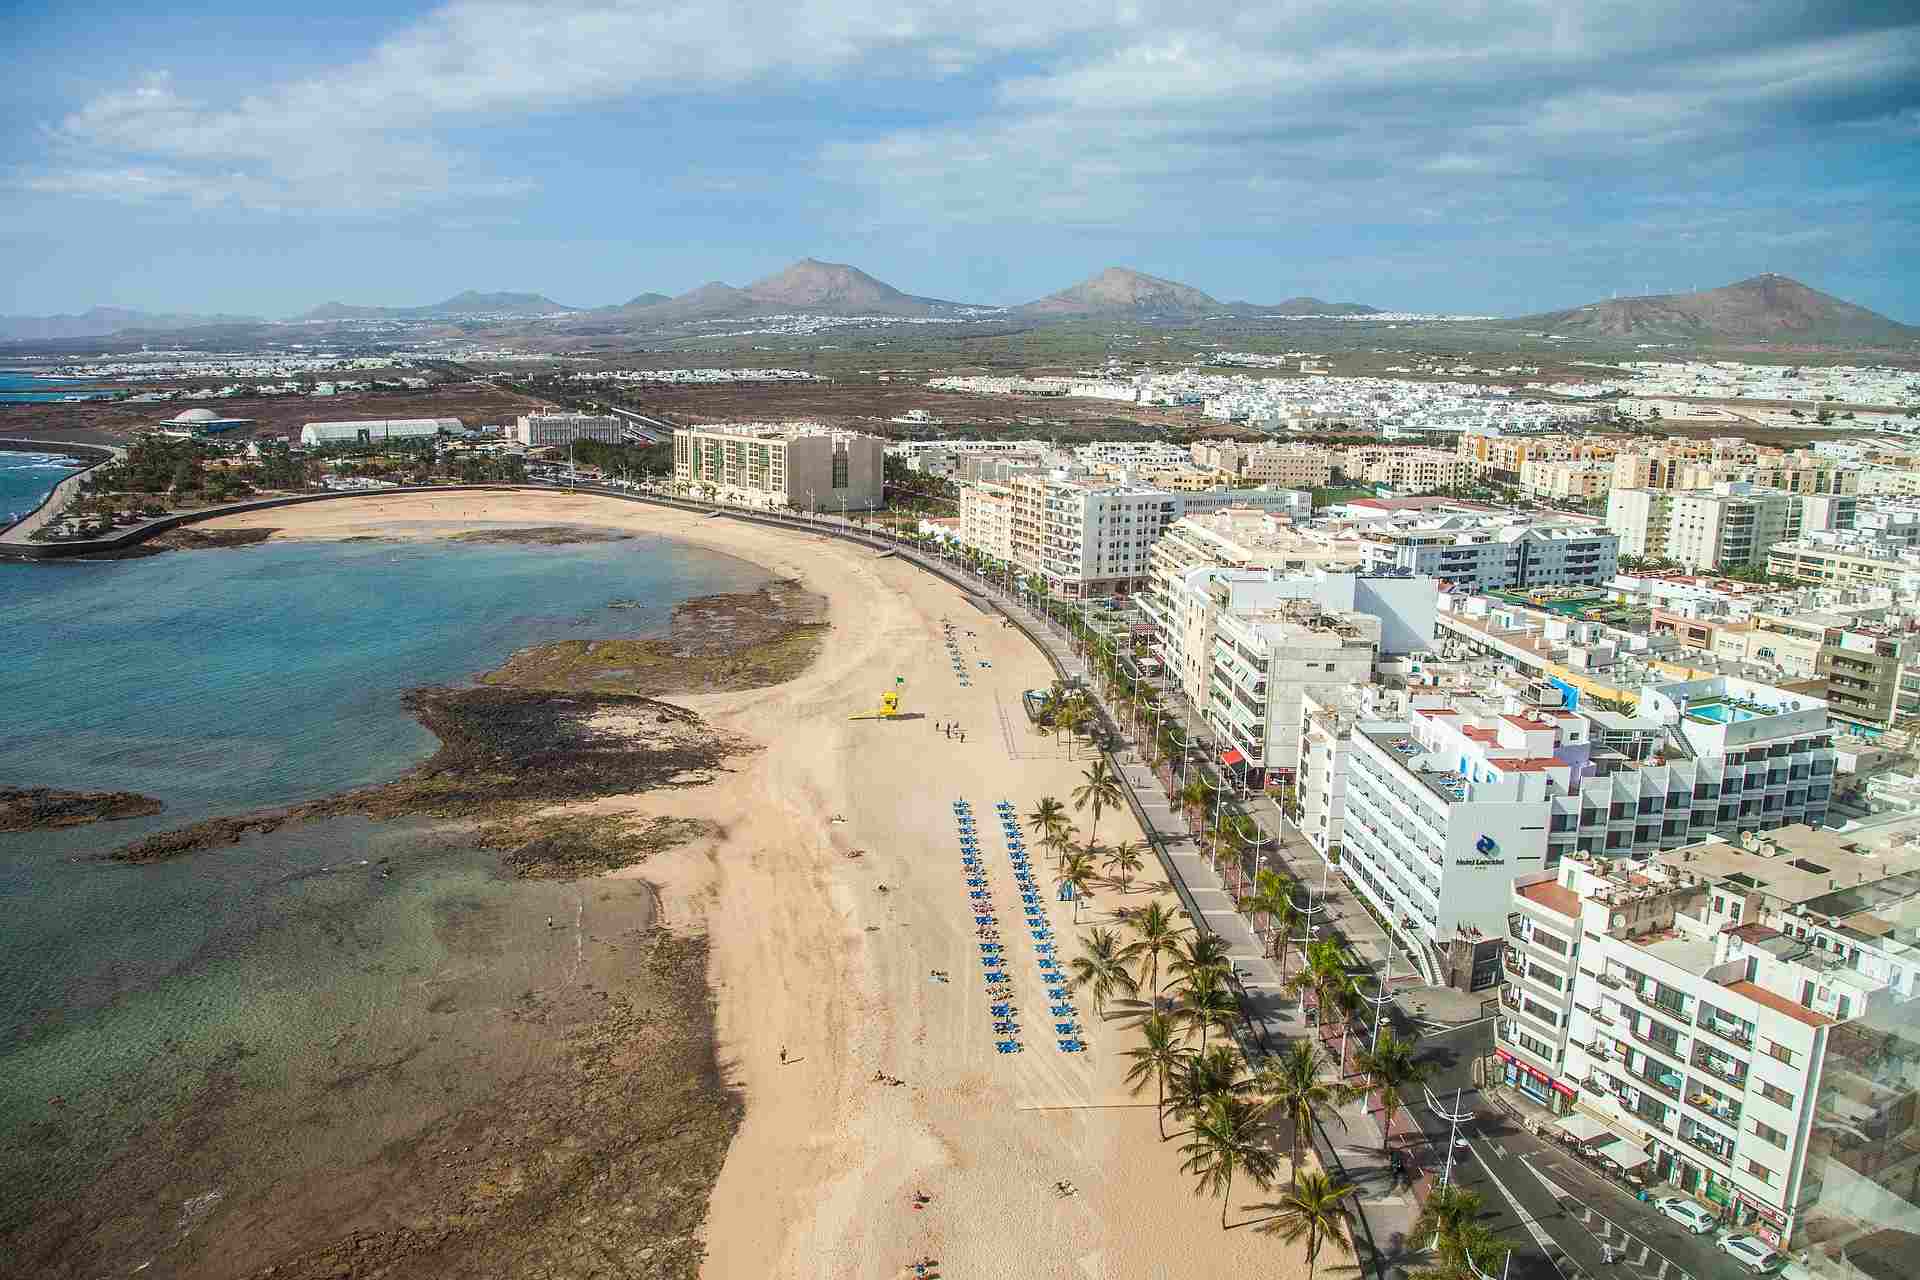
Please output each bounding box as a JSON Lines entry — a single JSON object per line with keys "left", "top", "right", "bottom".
{"left": 848, "top": 687, "right": 902, "bottom": 721}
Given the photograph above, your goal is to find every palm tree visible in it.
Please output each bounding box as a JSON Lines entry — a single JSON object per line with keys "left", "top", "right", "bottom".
{"left": 1167, "top": 931, "right": 1233, "bottom": 993}
{"left": 1042, "top": 820, "right": 1079, "bottom": 869}
{"left": 1072, "top": 758, "right": 1125, "bottom": 847}
{"left": 1025, "top": 796, "right": 1067, "bottom": 852}
{"left": 1265, "top": 1169, "right": 1357, "bottom": 1280}
{"left": 1415, "top": 1184, "right": 1486, "bottom": 1263}
{"left": 1057, "top": 696, "right": 1089, "bottom": 760}
{"left": 1124, "top": 901, "right": 1189, "bottom": 1008}
{"left": 1162, "top": 1045, "right": 1251, "bottom": 1137}
{"left": 1257, "top": 1040, "right": 1345, "bottom": 1169}
{"left": 1178, "top": 1094, "right": 1280, "bottom": 1229}
{"left": 1287, "top": 938, "right": 1354, "bottom": 1027}
{"left": 1236, "top": 867, "right": 1295, "bottom": 956}
{"left": 1351, "top": 1031, "right": 1431, "bottom": 1153}
{"left": 1122, "top": 1012, "right": 1195, "bottom": 1140}
{"left": 1057, "top": 849, "right": 1098, "bottom": 923}
{"left": 1178, "top": 969, "right": 1241, "bottom": 1052}
{"left": 1102, "top": 840, "right": 1145, "bottom": 894}
{"left": 1067, "top": 926, "right": 1138, "bottom": 1019}
{"left": 1178, "top": 774, "right": 1212, "bottom": 835}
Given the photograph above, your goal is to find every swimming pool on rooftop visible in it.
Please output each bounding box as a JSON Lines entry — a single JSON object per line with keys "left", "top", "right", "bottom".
{"left": 1686, "top": 699, "right": 1760, "bottom": 724}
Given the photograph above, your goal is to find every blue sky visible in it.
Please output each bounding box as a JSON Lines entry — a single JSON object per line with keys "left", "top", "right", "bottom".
{"left": 5, "top": 0, "right": 1917, "bottom": 320}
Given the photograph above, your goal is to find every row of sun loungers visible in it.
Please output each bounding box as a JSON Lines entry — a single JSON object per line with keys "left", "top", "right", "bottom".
{"left": 956, "top": 798, "right": 1021, "bottom": 1053}
{"left": 993, "top": 800, "right": 1086, "bottom": 1054}
{"left": 942, "top": 622, "right": 972, "bottom": 688}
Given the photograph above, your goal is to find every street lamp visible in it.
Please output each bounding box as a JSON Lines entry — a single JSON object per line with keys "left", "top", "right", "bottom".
{"left": 1424, "top": 1083, "right": 1476, "bottom": 1189}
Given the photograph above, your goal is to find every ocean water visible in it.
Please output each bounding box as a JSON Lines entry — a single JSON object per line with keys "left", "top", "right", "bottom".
{"left": 0, "top": 534, "right": 771, "bottom": 1236}
{"left": 0, "top": 451, "right": 84, "bottom": 522}
{"left": 0, "top": 372, "right": 115, "bottom": 403}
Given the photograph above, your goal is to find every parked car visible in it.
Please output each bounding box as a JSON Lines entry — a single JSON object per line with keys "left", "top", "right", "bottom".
{"left": 1718, "top": 1235, "right": 1785, "bottom": 1273}
{"left": 1655, "top": 1196, "right": 1717, "bottom": 1234}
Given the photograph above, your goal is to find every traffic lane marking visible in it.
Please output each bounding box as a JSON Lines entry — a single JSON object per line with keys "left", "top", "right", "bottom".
{"left": 1520, "top": 1153, "right": 1700, "bottom": 1280}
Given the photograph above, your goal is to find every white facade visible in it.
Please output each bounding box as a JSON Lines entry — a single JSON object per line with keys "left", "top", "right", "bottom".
{"left": 674, "top": 422, "right": 884, "bottom": 511}
{"left": 1361, "top": 522, "right": 1619, "bottom": 591}
{"left": 514, "top": 412, "right": 624, "bottom": 447}
{"left": 300, "top": 417, "right": 459, "bottom": 445}
{"left": 1208, "top": 603, "right": 1380, "bottom": 777}
{"left": 1667, "top": 484, "right": 1800, "bottom": 573}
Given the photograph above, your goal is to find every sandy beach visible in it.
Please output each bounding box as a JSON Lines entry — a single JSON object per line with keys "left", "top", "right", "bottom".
{"left": 202, "top": 491, "right": 1313, "bottom": 1278}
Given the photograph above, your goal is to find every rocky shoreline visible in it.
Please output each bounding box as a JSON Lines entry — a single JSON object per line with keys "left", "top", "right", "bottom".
{"left": 0, "top": 786, "right": 164, "bottom": 832}
{"left": 109, "top": 686, "right": 748, "bottom": 864}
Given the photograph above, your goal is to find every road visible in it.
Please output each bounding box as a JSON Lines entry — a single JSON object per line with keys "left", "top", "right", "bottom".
{"left": 1396, "top": 1023, "right": 1740, "bottom": 1280}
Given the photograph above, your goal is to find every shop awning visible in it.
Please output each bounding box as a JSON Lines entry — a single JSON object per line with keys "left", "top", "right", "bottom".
{"left": 1595, "top": 1139, "right": 1654, "bottom": 1171}
{"left": 1555, "top": 1113, "right": 1610, "bottom": 1143}
{"left": 1221, "top": 749, "right": 1246, "bottom": 767}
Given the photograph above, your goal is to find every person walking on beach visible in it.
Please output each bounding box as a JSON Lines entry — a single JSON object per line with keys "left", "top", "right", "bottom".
{"left": 779, "top": 1045, "right": 788, "bottom": 1065}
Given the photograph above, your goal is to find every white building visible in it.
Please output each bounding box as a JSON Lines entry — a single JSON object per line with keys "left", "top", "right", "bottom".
{"left": 1208, "top": 601, "right": 1381, "bottom": 782}
{"left": 299, "top": 417, "right": 461, "bottom": 445}
{"left": 1506, "top": 832, "right": 1920, "bottom": 1258}
{"left": 1667, "top": 484, "right": 1801, "bottom": 573}
{"left": 1360, "top": 521, "right": 1619, "bottom": 591}
{"left": 1320, "top": 675, "right": 1837, "bottom": 988}
{"left": 673, "top": 422, "right": 885, "bottom": 512}
{"left": 514, "top": 412, "right": 625, "bottom": 447}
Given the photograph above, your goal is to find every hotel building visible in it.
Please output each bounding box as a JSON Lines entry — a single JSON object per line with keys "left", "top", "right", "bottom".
{"left": 673, "top": 423, "right": 884, "bottom": 511}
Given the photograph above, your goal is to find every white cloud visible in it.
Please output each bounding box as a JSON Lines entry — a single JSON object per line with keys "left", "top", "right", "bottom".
{"left": 21, "top": 0, "right": 1920, "bottom": 222}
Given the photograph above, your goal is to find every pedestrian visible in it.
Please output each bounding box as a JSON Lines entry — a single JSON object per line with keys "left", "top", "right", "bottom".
{"left": 779, "top": 1045, "right": 788, "bottom": 1064}
{"left": 546, "top": 916, "right": 554, "bottom": 928}
{"left": 960, "top": 731, "right": 966, "bottom": 743}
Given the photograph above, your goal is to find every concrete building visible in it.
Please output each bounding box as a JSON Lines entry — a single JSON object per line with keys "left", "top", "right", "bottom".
{"left": 1457, "top": 434, "right": 1615, "bottom": 486}
{"left": 1769, "top": 539, "right": 1920, "bottom": 596}
{"left": 1343, "top": 446, "right": 1462, "bottom": 493}
{"left": 1208, "top": 600, "right": 1381, "bottom": 784}
{"left": 1359, "top": 521, "right": 1619, "bottom": 591}
{"left": 1607, "top": 488, "right": 1675, "bottom": 559}
{"left": 957, "top": 481, "right": 1016, "bottom": 563}
{"left": 1320, "top": 675, "right": 1837, "bottom": 988}
{"left": 1522, "top": 457, "right": 1615, "bottom": 503}
{"left": 1189, "top": 442, "right": 1336, "bottom": 488}
{"left": 1666, "top": 484, "right": 1801, "bottom": 573}
{"left": 999, "top": 474, "right": 1311, "bottom": 599}
{"left": 514, "top": 413, "right": 625, "bottom": 447}
{"left": 673, "top": 423, "right": 884, "bottom": 511}
{"left": 300, "top": 417, "right": 460, "bottom": 445}
{"left": 1505, "top": 833, "right": 1920, "bottom": 1256}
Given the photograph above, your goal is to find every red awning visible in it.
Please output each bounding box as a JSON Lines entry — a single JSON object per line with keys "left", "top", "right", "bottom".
{"left": 1221, "top": 749, "right": 1246, "bottom": 767}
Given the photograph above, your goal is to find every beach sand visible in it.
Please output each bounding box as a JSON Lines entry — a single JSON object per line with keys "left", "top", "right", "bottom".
{"left": 203, "top": 492, "right": 1316, "bottom": 1278}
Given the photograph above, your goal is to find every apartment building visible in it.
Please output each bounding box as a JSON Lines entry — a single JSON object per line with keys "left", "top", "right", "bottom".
{"left": 958, "top": 481, "right": 1016, "bottom": 562}
{"left": 1320, "top": 675, "right": 1837, "bottom": 989}
{"left": 1521, "top": 458, "right": 1615, "bottom": 503}
{"left": 1613, "top": 448, "right": 1859, "bottom": 496}
{"left": 1342, "top": 446, "right": 1461, "bottom": 493}
{"left": 1607, "top": 489, "right": 1674, "bottom": 559}
{"left": 1188, "top": 442, "right": 1336, "bottom": 488}
{"left": 1457, "top": 434, "right": 1615, "bottom": 486}
{"left": 999, "top": 474, "right": 1307, "bottom": 598}
{"left": 1666, "top": 484, "right": 1801, "bottom": 573}
{"left": 514, "top": 412, "right": 625, "bottom": 447}
{"left": 1359, "top": 522, "right": 1619, "bottom": 591}
{"left": 1505, "top": 832, "right": 1920, "bottom": 1256}
{"left": 1207, "top": 601, "right": 1380, "bottom": 785}
{"left": 673, "top": 423, "right": 884, "bottom": 511}
{"left": 1138, "top": 508, "right": 1368, "bottom": 651}
{"left": 1769, "top": 538, "right": 1920, "bottom": 595}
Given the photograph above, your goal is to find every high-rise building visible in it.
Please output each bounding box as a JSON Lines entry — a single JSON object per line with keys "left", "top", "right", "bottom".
{"left": 1316, "top": 676, "right": 1836, "bottom": 988}
{"left": 673, "top": 423, "right": 884, "bottom": 511}
{"left": 1358, "top": 522, "right": 1619, "bottom": 591}
{"left": 514, "top": 412, "right": 625, "bottom": 447}
{"left": 1504, "top": 830, "right": 1920, "bottom": 1258}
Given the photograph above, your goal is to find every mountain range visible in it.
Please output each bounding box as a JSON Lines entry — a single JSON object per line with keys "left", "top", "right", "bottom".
{"left": 3, "top": 263, "right": 1911, "bottom": 347}
{"left": 290, "top": 291, "right": 578, "bottom": 322}
{"left": 1505, "top": 274, "right": 1916, "bottom": 345}
{"left": 0, "top": 305, "right": 263, "bottom": 342}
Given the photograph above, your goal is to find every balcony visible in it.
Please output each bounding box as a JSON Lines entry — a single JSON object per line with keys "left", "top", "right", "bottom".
{"left": 1690, "top": 1048, "right": 1748, "bottom": 1089}
{"left": 1595, "top": 971, "right": 1626, "bottom": 991}
{"left": 1695, "top": 1015, "right": 1754, "bottom": 1050}
{"left": 1677, "top": 1123, "right": 1736, "bottom": 1167}
{"left": 1636, "top": 987, "right": 1690, "bottom": 1020}
{"left": 1685, "top": 1089, "right": 1742, "bottom": 1128}
{"left": 1629, "top": 1020, "right": 1688, "bottom": 1066}
{"left": 1631, "top": 1065, "right": 1683, "bottom": 1101}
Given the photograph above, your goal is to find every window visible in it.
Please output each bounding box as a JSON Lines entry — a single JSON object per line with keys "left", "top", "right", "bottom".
{"left": 1766, "top": 1040, "right": 1795, "bottom": 1067}
{"left": 1757, "top": 1080, "right": 1793, "bottom": 1108}
{"left": 1746, "top": 1159, "right": 1774, "bottom": 1184}
{"left": 1752, "top": 1120, "right": 1788, "bottom": 1148}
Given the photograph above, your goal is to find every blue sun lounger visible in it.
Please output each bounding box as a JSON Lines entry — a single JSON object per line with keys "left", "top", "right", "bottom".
{"left": 1051, "top": 1003, "right": 1074, "bottom": 1017}
{"left": 984, "top": 969, "right": 1007, "bottom": 983}
{"left": 1058, "top": 1039, "right": 1085, "bottom": 1053}
{"left": 996, "top": 1040, "right": 1021, "bottom": 1054}
{"left": 1046, "top": 986, "right": 1068, "bottom": 1000}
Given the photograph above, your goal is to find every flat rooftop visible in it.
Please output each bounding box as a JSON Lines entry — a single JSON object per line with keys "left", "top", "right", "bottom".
{"left": 1517, "top": 878, "right": 1580, "bottom": 918}
{"left": 1724, "top": 979, "right": 1834, "bottom": 1027}
{"left": 1657, "top": 828, "right": 1920, "bottom": 909}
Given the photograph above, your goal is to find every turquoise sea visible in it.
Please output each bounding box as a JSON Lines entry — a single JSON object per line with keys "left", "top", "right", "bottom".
{"left": 0, "top": 372, "right": 116, "bottom": 403}
{"left": 0, "top": 450, "right": 84, "bottom": 523}
{"left": 0, "top": 534, "right": 772, "bottom": 1246}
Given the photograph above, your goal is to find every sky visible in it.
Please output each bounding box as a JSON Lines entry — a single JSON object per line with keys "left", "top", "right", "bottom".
{"left": 4, "top": 0, "right": 1918, "bottom": 320}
